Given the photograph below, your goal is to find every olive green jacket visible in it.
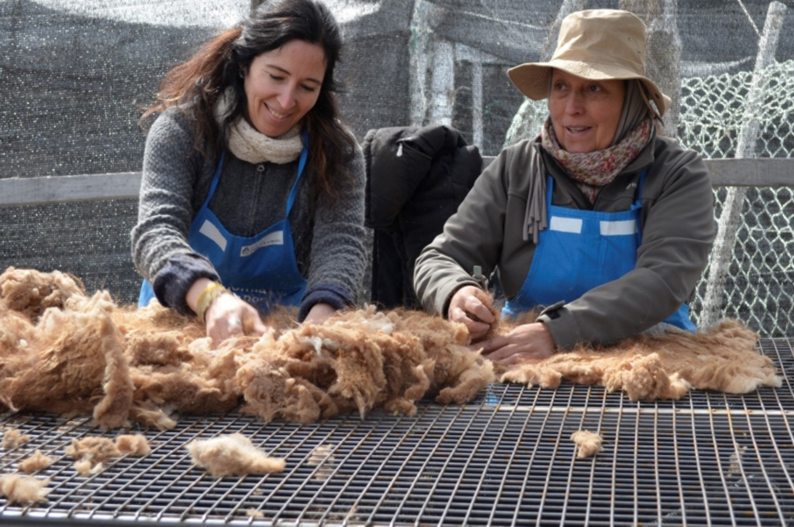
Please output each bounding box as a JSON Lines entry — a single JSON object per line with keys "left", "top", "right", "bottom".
{"left": 413, "top": 135, "right": 716, "bottom": 350}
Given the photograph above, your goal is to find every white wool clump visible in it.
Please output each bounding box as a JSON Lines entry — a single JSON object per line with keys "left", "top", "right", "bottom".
{"left": 2, "top": 428, "right": 30, "bottom": 450}
{"left": 0, "top": 474, "right": 50, "bottom": 505}
{"left": 187, "top": 433, "right": 285, "bottom": 477}
{"left": 571, "top": 430, "right": 603, "bottom": 459}
{"left": 18, "top": 450, "right": 54, "bottom": 474}
{"left": 115, "top": 434, "right": 151, "bottom": 456}
{"left": 359, "top": 312, "right": 395, "bottom": 334}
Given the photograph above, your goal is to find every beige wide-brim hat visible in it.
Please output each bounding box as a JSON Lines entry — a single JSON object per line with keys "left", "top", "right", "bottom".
{"left": 508, "top": 9, "right": 671, "bottom": 116}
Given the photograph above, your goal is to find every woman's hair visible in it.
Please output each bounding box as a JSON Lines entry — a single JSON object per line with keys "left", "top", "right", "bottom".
{"left": 141, "top": 0, "right": 355, "bottom": 197}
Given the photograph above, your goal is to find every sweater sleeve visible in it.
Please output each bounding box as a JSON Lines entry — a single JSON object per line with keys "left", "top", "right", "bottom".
{"left": 299, "top": 140, "right": 368, "bottom": 319}
{"left": 539, "top": 142, "right": 716, "bottom": 349}
{"left": 130, "top": 109, "right": 219, "bottom": 313}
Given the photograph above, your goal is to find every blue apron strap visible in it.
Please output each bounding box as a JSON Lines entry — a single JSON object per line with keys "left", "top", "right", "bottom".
{"left": 203, "top": 151, "right": 226, "bottom": 206}
{"left": 545, "top": 175, "right": 554, "bottom": 204}
{"left": 285, "top": 136, "right": 309, "bottom": 217}
{"left": 633, "top": 170, "right": 647, "bottom": 245}
{"left": 634, "top": 169, "right": 648, "bottom": 241}
{"left": 636, "top": 169, "right": 647, "bottom": 203}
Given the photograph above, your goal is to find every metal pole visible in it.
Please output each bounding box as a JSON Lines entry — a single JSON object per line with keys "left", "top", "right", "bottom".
{"left": 427, "top": 40, "right": 455, "bottom": 127}
{"left": 408, "top": 0, "right": 433, "bottom": 126}
{"left": 471, "top": 56, "right": 483, "bottom": 148}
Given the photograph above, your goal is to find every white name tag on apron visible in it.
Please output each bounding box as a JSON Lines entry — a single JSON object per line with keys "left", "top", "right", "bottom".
{"left": 549, "top": 216, "right": 583, "bottom": 234}
{"left": 199, "top": 220, "right": 228, "bottom": 251}
{"left": 240, "top": 230, "right": 284, "bottom": 257}
{"left": 599, "top": 219, "right": 637, "bottom": 236}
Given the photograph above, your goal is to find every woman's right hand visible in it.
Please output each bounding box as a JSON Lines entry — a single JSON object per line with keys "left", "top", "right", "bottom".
{"left": 203, "top": 292, "right": 269, "bottom": 343}
{"left": 448, "top": 285, "right": 497, "bottom": 341}
{"left": 187, "top": 278, "right": 269, "bottom": 343}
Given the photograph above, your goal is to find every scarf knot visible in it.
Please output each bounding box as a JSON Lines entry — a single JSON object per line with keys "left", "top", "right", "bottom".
{"left": 213, "top": 88, "right": 304, "bottom": 165}
{"left": 540, "top": 118, "right": 652, "bottom": 203}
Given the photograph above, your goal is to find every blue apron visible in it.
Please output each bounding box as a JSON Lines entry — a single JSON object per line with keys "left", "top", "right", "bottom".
{"left": 502, "top": 173, "right": 695, "bottom": 332}
{"left": 139, "top": 145, "right": 309, "bottom": 312}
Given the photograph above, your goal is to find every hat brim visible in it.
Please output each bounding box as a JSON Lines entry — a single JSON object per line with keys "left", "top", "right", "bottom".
{"left": 507, "top": 60, "right": 670, "bottom": 116}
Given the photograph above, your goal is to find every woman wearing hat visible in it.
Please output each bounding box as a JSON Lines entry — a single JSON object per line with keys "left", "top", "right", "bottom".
{"left": 413, "top": 9, "right": 716, "bottom": 365}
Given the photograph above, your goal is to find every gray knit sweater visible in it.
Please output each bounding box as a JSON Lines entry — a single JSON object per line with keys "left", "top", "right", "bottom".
{"left": 131, "top": 107, "right": 367, "bottom": 319}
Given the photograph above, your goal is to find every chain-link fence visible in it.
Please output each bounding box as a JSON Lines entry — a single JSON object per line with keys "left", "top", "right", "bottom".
{"left": 679, "top": 61, "right": 794, "bottom": 159}
{"left": 681, "top": 59, "right": 794, "bottom": 336}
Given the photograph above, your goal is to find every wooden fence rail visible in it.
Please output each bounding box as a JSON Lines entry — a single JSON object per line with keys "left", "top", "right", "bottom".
{"left": 0, "top": 158, "right": 791, "bottom": 207}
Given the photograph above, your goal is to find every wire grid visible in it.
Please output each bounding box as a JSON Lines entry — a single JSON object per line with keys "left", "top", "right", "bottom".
{"left": 1, "top": 338, "right": 792, "bottom": 526}
{"left": 678, "top": 60, "right": 794, "bottom": 160}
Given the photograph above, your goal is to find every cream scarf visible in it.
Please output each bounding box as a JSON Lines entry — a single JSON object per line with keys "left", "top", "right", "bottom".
{"left": 214, "top": 88, "right": 304, "bottom": 165}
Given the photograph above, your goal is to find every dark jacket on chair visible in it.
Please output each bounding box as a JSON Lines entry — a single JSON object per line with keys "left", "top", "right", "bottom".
{"left": 363, "top": 124, "right": 482, "bottom": 308}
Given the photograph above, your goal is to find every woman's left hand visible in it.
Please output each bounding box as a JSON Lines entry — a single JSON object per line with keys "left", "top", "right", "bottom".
{"left": 479, "top": 322, "right": 556, "bottom": 366}
{"left": 303, "top": 302, "right": 337, "bottom": 324}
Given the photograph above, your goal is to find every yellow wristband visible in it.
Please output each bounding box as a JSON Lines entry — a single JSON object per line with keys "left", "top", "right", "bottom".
{"left": 195, "top": 282, "right": 227, "bottom": 322}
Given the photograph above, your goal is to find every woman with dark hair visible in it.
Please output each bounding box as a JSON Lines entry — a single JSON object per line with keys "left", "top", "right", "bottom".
{"left": 414, "top": 9, "right": 716, "bottom": 365}
{"left": 132, "top": 0, "right": 366, "bottom": 342}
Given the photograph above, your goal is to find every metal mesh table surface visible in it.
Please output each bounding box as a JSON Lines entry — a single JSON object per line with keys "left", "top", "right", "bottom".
{"left": 1, "top": 338, "right": 792, "bottom": 526}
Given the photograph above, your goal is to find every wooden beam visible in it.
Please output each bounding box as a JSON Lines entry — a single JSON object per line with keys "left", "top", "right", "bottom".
{"left": 0, "top": 172, "right": 141, "bottom": 206}
{"left": 0, "top": 158, "right": 791, "bottom": 206}
{"left": 703, "top": 158, "right": 792, "bottom": 187}
{"left": 481, "top": 156, "right": 792, "bottom": 187}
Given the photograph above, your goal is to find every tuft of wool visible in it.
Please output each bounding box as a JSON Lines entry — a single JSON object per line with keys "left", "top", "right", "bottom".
{"left": 571, "top": 430, "right": 603, "bottom": 459}
{"left": 501, "top": 320, "right": 779, "bottom": 401}
{"left": 0, "top": 474, "right": 49, "bottom": 505}
{"left": 187, "top": 433, "right": 285, "bottom": 477}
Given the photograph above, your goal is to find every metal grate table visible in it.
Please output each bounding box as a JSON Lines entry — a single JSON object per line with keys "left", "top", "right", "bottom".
{"left": 1, "top": 338, "right": 792, "bottom": 526}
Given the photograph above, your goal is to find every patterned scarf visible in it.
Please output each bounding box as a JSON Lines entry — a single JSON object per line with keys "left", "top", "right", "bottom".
{"left": 523, "top": 80, "right": 657, "bottom": 242}
{"left": 214, "top": 88, "right": 304, "bottom": 165}
{"left": 540, "top": 117, "right": 652, "bottom": 203}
